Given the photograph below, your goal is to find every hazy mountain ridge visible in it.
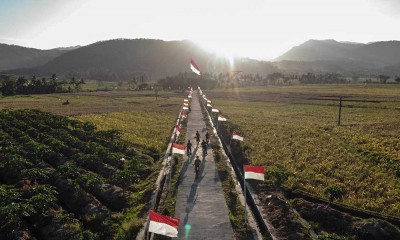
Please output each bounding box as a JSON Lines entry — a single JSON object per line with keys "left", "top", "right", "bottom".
{"left": 2, "top": 39, "right": 277, "bottom": 81}
{"left": 2, "top": 39, "right": 400, "bottom": 80}
{"left": 0, "top": 43, "right": 75, "bottom": 71}
{"left": 275, "top": 39, "right": 400, "bottom": 74}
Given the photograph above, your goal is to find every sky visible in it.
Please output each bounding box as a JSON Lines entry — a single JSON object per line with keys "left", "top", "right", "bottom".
{"left": 0, "top": 0, "right": 400, "bottom": 60}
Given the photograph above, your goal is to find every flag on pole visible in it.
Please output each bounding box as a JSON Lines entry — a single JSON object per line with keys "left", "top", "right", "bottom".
{"left": 182, "top": 106, "right": 189, "bottom": 110}
{"left": 148, "top": 210, "right": 180, "bottom": 237}
{"left": 232, "top": 131, "right": 243, "bottom": 141}
{"left": 218, "top": 115, "right": 227, "bottom": 121}
{"left": 190, "top": 58, "right": 201, "bottom": 75}
{"left": 211, "top": 107, "right": 219, "bottom": 113}
{"left": 207, "top": 100, "right": 211, "bottom": 103}
{"left": 176, "top": 125, "right": 182, "bottom": 136}
{"left": 181, "top": 113, "right": 188, "bottom": 119}
{"left": 172, "top": 143, "right": 186, "bottom": 155}
{"left": 184, "top": 99, "right": 189, "bottom": 102}
{"left": 188, "top": 95, "right": 192, "bottom": 99}
{"left": 207, "top": 103, "right": 212, "bottom": 108}
{"left": 244, "top": 165, "right": 265, "bottom": 181}
{"left": 183, "top": 102, "right": 189, "bottom": 106}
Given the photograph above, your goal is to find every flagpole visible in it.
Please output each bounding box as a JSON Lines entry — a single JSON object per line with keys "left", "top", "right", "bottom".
{"left": 229, "top": 136, "right": 232, "bottom": 153}
{"left": 243, "top": 165, "right": 247, "bottom": 226}
{"left": 146, "top": 216, "right": 150, "bottom": 240}
{"left": 168, "top": 155, "right": 172, "bottom": 190}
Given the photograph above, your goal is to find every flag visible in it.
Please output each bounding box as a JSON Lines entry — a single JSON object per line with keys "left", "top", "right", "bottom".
{"left": 218, "top": 115, "right": 227, "bottom": 121}
{"left": 188, "top": 95, "right": 192, "bottom": 99}
{"left": 232, "top": 131, "right": 243, "bottom": 141}
{"left": 176, "top": 125, "right": 182, "bottom": 136}
{"left": 244, "top": 165, "right": 265, "bottom": 181}
{"left": 182, "top": 106, "right": 189, "bottom": 110}
{"left": 181, "top": 113, "right": 188, "bottom": 119}
{"left": 207, "top": 103, "right": 212, "bottom": 108}
{"left": 190, "top": 58, "right": 201, "bottom": 75}
{"left": 149, "top": 210, "right": 180, "bottom": 237}
{"left": 172, "top": 143, "right": 186, "bottom": 155}
{"left": 183, "top": 102, "right": 189, "bottom": 106}
{"left": 211, "top": 107, "right": 219, "bottom": 113}
{"left": 207, "top": 100, "right": 211, "bottom": 103}
{"left": 184, "top": 99, "right": 189, "bottom": 102}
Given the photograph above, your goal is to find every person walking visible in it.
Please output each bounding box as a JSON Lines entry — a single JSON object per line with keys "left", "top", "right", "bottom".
{"left": 201, "top": 139, "right": 207, "bottom": 156}
{"left": 186, "top": 140, "right": 192, "bottom": 156}
{"left": 195, "top": 131, "right": 200, "bottom": 145}
{"left": 205, "top": 131, "right": 210, "bottom": 145}
{"left": 193, "top": 155, "right": 201, "bottom": 178}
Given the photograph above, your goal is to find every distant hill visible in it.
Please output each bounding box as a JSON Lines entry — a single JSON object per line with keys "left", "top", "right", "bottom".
{"left": 274, "top": 40, "right": 400, "bottom": 75}
{"left": 0, "top": 44, "right": 75, "bottom": 71}
{"left": 3, "top": 39, "right": 400, "bottom": 80}
{"left": 2, "top": 39, "right": 277, "bottom": 81}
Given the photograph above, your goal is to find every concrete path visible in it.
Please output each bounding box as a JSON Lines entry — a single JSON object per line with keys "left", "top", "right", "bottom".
{"left": 175, "top": 91, "right": 234, "bottom": 239}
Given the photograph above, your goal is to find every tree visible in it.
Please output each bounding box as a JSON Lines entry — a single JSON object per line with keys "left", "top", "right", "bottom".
{"left": 128, "top": 77, "right": 137, "bottom": 90}
{"left": 154, "top": 84, "right": 160, "bottom": 100}
{"left": 378, "top": 75, "right": 390, "bottom": 84}
{"left": 49, "top": 74, "right": 58, "bottom": 92}
{"left": 68, "top": 77, "right": 85, "bottom": 91}
{"left": 15, "top": 76, "right": 28, "bottom": 94}
{"left": 0, "top": 75, "right": 16, "bottom": 96}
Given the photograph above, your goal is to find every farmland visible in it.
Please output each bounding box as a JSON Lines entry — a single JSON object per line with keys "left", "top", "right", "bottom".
{"left": 207, "top": 84, "right": 400, "bottom": 217}
{"left": 0, "top": 91, "right": 182, "bottom": 239}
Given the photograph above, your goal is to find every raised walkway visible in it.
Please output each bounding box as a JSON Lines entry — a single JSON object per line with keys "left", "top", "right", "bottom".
{"left": 174, "top": 91, "right": 234, "bottom": 239}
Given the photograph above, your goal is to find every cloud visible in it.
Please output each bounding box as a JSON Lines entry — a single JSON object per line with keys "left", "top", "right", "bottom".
{"left": 369, "top": 0, "right": 400, "bottom": 16}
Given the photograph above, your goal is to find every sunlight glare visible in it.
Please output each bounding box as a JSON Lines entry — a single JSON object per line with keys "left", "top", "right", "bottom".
{"left": 194, "top": 40, "right": 236, "bottom": 69}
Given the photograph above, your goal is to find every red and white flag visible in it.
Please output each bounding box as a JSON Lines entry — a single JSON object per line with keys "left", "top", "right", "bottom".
{"left": 176, "top": 125, "right": 182, "bottom": 136}
{"left": 244, "top": 165, "right": 265, "bottom": 181}
{"left": 207, "top": 100, "right": 211, "bottom": 103}
{"left": 232, "top": 131, "right": 243, "bottom": 141}
{"left": 211, "top": 107, "right": 219, "bottom": 113}
{"left": 182, "top": 106, "right": 189, "bottom": 110}
{"left": 183, "top": 102, "right": 189, "bottom": 106}
{"left": 218, "top": 115, "right": 227, "bottom": 121}
{"left": 181, "top": 113, "right": 188, "bottom": 119}
{"left": 172, "top": 143, "right": 186, "bottom": 155}
{"left": 190, "top": 58, "right": 201, "bottom": 75}
{"left": 188, "top": 95, "right": 192, "bottom": 99}
{"left": 207, "top": 103, "right": 212, "bottom": 108}
{"left": 149, "top": 210, "right": 180, "bottom": 237}
{"left": 184, "top": 99, "right": 189, "bottom": 102}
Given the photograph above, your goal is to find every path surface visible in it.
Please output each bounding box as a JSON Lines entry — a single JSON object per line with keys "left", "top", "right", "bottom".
{"left": 175, "top": 91, "right": 234, "bottom": 239}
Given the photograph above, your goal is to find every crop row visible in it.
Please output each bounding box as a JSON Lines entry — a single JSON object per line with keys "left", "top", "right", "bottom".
{"left": 0, "top": 109, "right": 170, "bottom": 239}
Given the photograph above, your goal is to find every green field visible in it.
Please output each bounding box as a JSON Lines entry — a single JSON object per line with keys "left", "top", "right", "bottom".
{"left": 208, "top": 84, "right": 400, "bottom": 217}
{"left": 0, "top": 90, "right": 182, "bottom": 239}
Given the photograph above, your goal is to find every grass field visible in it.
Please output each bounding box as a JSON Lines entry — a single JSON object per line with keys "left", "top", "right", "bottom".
{"left": 207, "top": 84, "right": 400, "bottom": 217}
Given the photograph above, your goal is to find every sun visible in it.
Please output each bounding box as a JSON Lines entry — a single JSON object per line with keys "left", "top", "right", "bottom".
{"left": 193, "top": 39, "right": 236, "bottom": 69}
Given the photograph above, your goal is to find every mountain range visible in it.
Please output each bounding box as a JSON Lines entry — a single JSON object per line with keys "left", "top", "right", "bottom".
{"left": 275, "top": 39, "right": 400, "bottom": 75}
{"left": 1, "top": 38, "right": 400, "bottom": 81}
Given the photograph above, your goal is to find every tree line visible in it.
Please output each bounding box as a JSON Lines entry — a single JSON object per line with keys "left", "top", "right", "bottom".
{"left": 157, "top": 71, "right": 400, "bottom": 90}
{"left": 0, "top": 74, "right": 85, "bottom": 96}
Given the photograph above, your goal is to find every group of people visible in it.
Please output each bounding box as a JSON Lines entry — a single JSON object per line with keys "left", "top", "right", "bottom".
{"left": 186, "top": 130, "right": 210, "bottom": 178}
{"left": 186, "top": 130, "right": 209, "bottom": 156}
